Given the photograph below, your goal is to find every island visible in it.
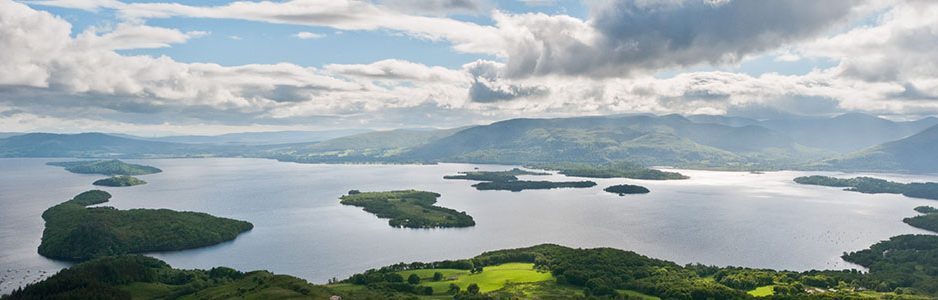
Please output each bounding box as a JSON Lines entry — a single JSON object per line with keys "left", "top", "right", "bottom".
{"left": 47, "top": 160, "right": 162, "bottom": 176}
{"left": 443, "top": 168, "right": 549, "bottom": 182}
{"left": 794, "top": 175, "right": 938, "bottom": 200}
{"left": 914, "top": 206, "right": 938, "bottom": 214}
{"left": 533, "top": 161, "right": 689, "bottom": 180}
{"left": 339, "top": 190, "right": 475, "bottom": 228}
{"left": 471, "top": 180, "right": 597, "bottom": 192}
{"left": 92, "top": 175, "right": 147, "bottom": 187}
{"left": 444, "top": 168, "right": 597, "bottom": 192}
{"left": 604, "top": 184, "right": 651, "bottom": 195}
{"left": 38, "top": 190, "right": 253, "bottom": 261}
{"left": 904, "top": 206, "right": 938, "bottom": 233}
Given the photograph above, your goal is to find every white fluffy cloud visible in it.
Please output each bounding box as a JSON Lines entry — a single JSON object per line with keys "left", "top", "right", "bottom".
{"left": 294, "top": 31, "right": 324, "bottom": 39}
{"left": 5, "top": 0, "right": 938, "bottom": 135}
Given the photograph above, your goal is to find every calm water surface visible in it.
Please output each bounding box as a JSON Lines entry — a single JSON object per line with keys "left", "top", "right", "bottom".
{"left": 1, "top": 158, "right": 936, "bottom": 294}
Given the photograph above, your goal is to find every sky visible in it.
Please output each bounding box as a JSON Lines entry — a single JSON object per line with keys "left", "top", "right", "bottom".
{"left": 1, "top": 0, "right": 937, "bottom": 135}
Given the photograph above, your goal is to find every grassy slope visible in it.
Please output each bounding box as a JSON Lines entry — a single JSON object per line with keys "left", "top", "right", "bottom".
{"left": 397, "top": 263, "right": 553, "bottom": 295}
{"left": 747, "top": 285, "right": 775, "bottom": 297}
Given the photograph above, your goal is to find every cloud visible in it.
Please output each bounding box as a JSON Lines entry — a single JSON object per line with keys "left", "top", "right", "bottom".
{"left": 800, "top": 1, "right": 938, "bottom": 83}
{"left": 497, "top": 0, "right": 861, "bottom": 77}
{"left": 382, "top": 0, "right": 491, "bottom": 16}
{"left": 33, "top": 0, "right": 507, "bottom": 55}
{"left": 464, "top": 60, "right": 547, "bottom": 102}
{"left": 294, "top": 31, "right": 325, "bottom": 39}
{"left": 518, "top": 0, "right": 556, "bottom": 7}
{"left": 0, "top": 1, "right": 464, "bottom": 123}
{"left": 75, "top": 24, "right": 208, "bottom": 50}
{"left": 7, "top": 0, "right": 938, "bottom": 134}
{"left": 326, "top": 59, "right": 467, "bottom": 82}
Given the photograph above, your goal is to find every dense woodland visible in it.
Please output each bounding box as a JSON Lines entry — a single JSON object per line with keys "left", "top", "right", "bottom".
{"left": 10, "top": 204, "right": 938, "bottom": 299}
{"left": 0, "top": 255, "right": 371, "bottom": 300}
{"left": 92, "top": 175, "right": 147, "bottom": 187}
{"left": 443, "top": 168, "right": 550, "bottom": 182}
{"left": 340, "top": 232, "right": 938, "bottom": 300}
{"left": 903, "top": 206, "right": 938, "bottom": 233}
{"left": 537, "top": 162, "right": 689, "bottom": 180}
{"left": 472, "top": 180, "right": 597, "bottom": 192}
{"left": 47, "top": 160, "right": 162, "bottom": 176}
{"left": 794, "top": 175, "right": 938, "bottom": 200}
{"left": 445, "top": 169, "right": 599, "bottom": 192}
{"left": 340, "top": 190, "right": 475, "bottom": 228}
{"left": 38, "top": 190, "right": 253, "bottom": 261}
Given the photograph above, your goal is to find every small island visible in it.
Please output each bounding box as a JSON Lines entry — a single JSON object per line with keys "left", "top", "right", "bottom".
{"left": 793, "top": 175, "right": 938, "bottom": 200}
{"left": 472, "top": 180, "right": 597, "bottom": 192}
{"left": 48, "top": 160, "right": 162, "bottom": 176}
{"left": 914, "top": 206, "right": 938, "bottom": 214}
{"left": 39, "top": 190, "right": 253, "bottom": 261}
{"left": 604, "top": 184, "right": 650, "bottom": 196}
{"left": 92, "top": 175, "right": 147, "bottom": 187}
{"left": 904, "top": 206, "right": 938, "bottom": 233}
{"left": 534, "top": 162, "right": 689, "bottom": 180}
{"left": 443, "top": 168, "right": 549, "bottom": 182}
{"left": 339, "top": 190, "right": 475, "bottom": 228}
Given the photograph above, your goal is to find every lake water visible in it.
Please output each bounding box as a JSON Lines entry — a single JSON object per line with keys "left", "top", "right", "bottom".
{"left": 1, "top": 157, "right": 936, "bottom": 294}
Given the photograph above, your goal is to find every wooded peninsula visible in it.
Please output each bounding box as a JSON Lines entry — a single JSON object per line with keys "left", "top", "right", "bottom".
{"left": 794, "top": 175, "right": 938, "bottom": 200}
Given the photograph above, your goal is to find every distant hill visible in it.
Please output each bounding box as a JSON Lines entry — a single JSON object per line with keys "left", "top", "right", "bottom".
{"left": 0, "top": 133, "right": 220, "bottom": 158}
{"left": 259, "top": 128, "right": 461, "bottom": 163}
{"left": 120, "top": 129, "right": 372, "bottom": 145}
{"left": 0, "top": 132, "right": 22, "bottom": 139}
{"left": 823, "top": 124, "right": 938, "bottom": 172}
{"left": 401, "top": 115, "right": 823, "bottom": 167}
{"left": 3, "top": 113, "right": 936, "bottom": 172}
{"left": 690, "top": 113, "right": 938, "bottom": 153}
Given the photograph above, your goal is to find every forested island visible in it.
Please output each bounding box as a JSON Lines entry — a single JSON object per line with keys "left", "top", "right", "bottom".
{"left": 904, "top": 206, "right": 938, "bottom": 233}
{"left": 38, "top": 190, "right": 253, "bottom": 261}
{"left": 794, "top": 175, "right": 938, "bottom": 200}
{"left": 472, "top": 180, "right": 597, "bottom": 192}
{"left": 914, "top": 206, "right": 938, "bottom": 214}
{"left": 443, "top": 168, "right": 549, "bottom": 182}
{"left": 339, "top": 190, "right": 475, "bottom": 228}
{"left": 92, "top": 175, "right": 147, "bottom": 187}
{"left": 535, "top": 161, "right": 689, "bottom": 180}
{"left": 604, "top": 184, "right": 651, "bottom": 195}
{"left": 444, "top": 169, "right": 598, "bottom": 192}
{"left": 47, "top": 160, "right": 162, "bottom": 176}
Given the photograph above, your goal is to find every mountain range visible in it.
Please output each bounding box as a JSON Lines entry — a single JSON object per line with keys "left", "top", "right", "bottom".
{"left": 1, "top": 113, "right": 936, "bottom": 172}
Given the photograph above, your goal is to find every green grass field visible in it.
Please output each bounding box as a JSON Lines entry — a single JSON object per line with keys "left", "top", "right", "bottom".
{"left": 617, "top": 289, "right": 662, "bottom": 300}
{"left": 747, "top": 285, "right": 775, "bottom": 297}
{"left": 397, "top": 262, "right": 553, "bottom": 295}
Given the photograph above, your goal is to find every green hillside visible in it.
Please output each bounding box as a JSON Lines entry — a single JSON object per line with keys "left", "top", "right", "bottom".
{"left": 261, "top": 128, "right": 460, "bottom": 163}
{"left": 823, "top": 124, "right": 938, "bottom": 172}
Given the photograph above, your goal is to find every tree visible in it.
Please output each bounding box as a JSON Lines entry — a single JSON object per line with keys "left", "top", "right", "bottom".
{"left": 433, "top": 272, "right": 443, "bottom": 281}
{"left": 448, "top": 283, "right": 460, "bottom": 295}
{"left": 407, "top": 273, "right": 420, "bottom": 285}
{"left": 467, "top": 283, "right": 480, "bottom": 295}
